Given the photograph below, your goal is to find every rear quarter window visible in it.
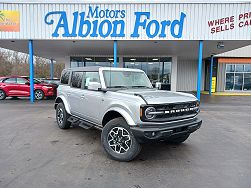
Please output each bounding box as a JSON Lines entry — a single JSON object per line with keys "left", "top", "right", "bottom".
{"left": 3, "top": 77, "right": 17, "bottom": 83}
{"left": 61, "top": 70, "right": 70, "bottom": 85}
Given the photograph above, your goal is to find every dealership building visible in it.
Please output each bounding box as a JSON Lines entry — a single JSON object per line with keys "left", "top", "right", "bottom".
{"left": 1, "top": 0, "right": 251, "bottom": 102}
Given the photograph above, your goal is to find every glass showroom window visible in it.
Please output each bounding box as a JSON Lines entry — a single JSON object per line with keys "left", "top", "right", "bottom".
{"left": 70, "top": 57, "right": 83, "bottom": 68}
{"left": 70, "top": 57, "right": 118, "bottom": 67}
{"left": 225, "top": 64, "right": 251, "bottom": 91}
{"left": 124, "top": 57, "right": 172, "bottom": 90}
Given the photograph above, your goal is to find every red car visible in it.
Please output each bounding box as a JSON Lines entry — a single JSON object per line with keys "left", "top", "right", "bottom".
{"left": 0, "top": 76, "right": 57, "bottom": 100}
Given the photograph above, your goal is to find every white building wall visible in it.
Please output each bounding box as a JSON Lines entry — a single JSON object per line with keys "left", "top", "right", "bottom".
{"left": 1, "top": 3, "right": 251, "bottom": 40}
{"left": 171, "top": 56, "right": 177, "bottom": 92}
{"left": 217, "top": 45, "right": 251, "bottom": 57}
{"left": 55, "top": 56, "right": 70, "bottom": 68}
{"left": 177, "top": 58, "right": 205, "bottom": 91}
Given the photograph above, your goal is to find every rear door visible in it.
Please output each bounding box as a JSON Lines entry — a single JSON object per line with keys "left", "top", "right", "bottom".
{"left": 67, "top": 71, "right": 85, "bottom": 117}
{"left": 2, "top": 77, "right": 18, "bottom": 96}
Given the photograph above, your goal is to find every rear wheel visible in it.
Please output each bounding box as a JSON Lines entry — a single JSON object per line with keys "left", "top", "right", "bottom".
{"left": 0, "top": 90, "right": 6, "bottom": 100}
{"left": 34, "top": 90, "right": 44, "bottom": 100}
{"left": 168, "top": 134, "right": 190, "bottom": 144}
{"left": 101, "top": 117, "right": 141, "bottom": 162}
{"left": 56, "top": 103, "right": 71, "bottom": 129}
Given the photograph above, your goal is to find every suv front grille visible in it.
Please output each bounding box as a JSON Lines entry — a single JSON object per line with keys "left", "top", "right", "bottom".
{"left": 156, "top": 102, "right": 198, "bottom": 118}
{"left": 142, "top": 101, "right": 199, "bottom": 122}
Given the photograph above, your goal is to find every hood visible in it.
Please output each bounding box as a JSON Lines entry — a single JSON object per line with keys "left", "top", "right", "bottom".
{"left": 116, "top": 89, "right": 197, "bottom": 104}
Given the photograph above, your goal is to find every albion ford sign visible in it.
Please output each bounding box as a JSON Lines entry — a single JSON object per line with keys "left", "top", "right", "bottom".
{"left": 44, "top": 6, "right": 186, "bottom": 39}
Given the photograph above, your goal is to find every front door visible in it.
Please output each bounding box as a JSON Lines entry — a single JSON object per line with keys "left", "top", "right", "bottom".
{"left": 204, "top": 58, "right": 217, "bottom": 92}
{"left": 79, "top": 71, "right": 103, "bottom": 124}
{"left": 204, "top": 60, "right": 210, "bottom": 91}
{"left": 16, "top": 78, "right": 30, "bottom": 96}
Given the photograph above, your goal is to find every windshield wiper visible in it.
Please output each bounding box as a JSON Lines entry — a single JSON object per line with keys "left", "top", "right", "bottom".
{"left": 107, "top": 86, "right": 128, "bottom": 89}
{"left": 131, "top": 86, "right": 152, "bottom": 88}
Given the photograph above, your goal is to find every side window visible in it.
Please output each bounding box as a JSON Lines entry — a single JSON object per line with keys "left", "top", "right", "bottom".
{"left": 71, "top": 71, "right": 84, "bottom": 88}
{"left": 83, "top": 72, "right": 100, "bottom": 89}
{"left": 61, "top": 70, "right": 70, "bottom": 85}
{"left": 3, "top": 78, "right": 16, "bottom": 83}
{"left": 17, "top": 78, "right": 28, "bottom": 84}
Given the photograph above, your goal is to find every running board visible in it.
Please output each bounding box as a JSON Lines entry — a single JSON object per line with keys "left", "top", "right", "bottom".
{"left": 79, "top": 120, "right": 94, "bottom": 129}
{"left": 67, "top": 115, "right": 102, "bottom": 130}
{"left": 67, "top": 116, "right": 79, "bottom": 123}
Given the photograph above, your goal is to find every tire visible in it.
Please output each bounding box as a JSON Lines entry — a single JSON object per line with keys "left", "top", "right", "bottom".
{"left": 0, "top": 90, "right": 6, "bottom": 100}
{"left": 168, "top": 134, "right": 190, "bottom": 144}
{"left": 101, "top": 117, "right": 141, "bottom": 162}
{"left": 34, "top": 89, "right": 44, "bottom": 100}
{"left": 56, "top": 103, "right": 71, "bottom": 129}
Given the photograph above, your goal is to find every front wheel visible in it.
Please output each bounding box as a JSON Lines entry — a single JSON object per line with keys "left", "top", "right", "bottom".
{"left": 101, "top": 117, "right": 141, "bottom": 162}
{"left": 34, "top": 90, "right": 44, "bottom": 100}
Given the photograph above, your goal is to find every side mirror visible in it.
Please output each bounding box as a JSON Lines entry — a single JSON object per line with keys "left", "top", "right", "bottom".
{"left": 87, "top": 82, "right": 102, "bottom": 91}
{"left": 25, "top": 82, "right": 30, "bottom": 85}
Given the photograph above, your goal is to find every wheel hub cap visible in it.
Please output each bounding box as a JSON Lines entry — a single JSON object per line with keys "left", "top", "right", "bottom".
{"left": 0, "top": 91, "right": 3, "bottom": 98}
{"left": 107, "top": 127, "right": 131, "bottom": 154}
{"left": 57, "top": 108, "right": 64, "bottom": 124}
{"left": 35, "top": 91, "right": 42, "bottom": 99}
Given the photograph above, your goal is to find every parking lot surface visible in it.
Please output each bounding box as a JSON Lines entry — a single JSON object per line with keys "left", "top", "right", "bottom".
{"left": 0, "top": 96, "right": 251, "bottom": 188}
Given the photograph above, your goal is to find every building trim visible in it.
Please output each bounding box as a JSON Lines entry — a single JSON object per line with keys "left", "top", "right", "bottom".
{"left": 1, "top": 0, "right": 250, "bottom": 4}
{"left": 218, "top": 58, "right": 251, "bottom": 64}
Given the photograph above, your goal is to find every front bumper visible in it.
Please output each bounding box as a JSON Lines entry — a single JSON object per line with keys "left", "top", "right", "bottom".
{"left": 44, "top": 88, "right": 57, "bottom": 97}
{"left": 130, "top": 117, "right": 202, "bottom": 143}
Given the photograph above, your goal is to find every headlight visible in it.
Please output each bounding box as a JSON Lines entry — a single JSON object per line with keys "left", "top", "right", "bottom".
{"left": 145, "top": 107, "right": 156, "bottom": 119}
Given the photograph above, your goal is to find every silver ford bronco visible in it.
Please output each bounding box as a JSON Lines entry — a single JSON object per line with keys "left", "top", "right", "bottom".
{"left": 55, "top": 67, "right": 202, "bottom": 161}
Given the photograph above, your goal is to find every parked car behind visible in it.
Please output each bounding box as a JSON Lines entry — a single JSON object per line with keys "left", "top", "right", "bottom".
{"left": 0, "top": 76, "right": 57, "bottom": 100}
{"left": 41, "top": 78, "right": 60, "bottom": 87}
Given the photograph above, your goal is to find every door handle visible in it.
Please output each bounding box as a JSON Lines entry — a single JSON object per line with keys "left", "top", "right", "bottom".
{"left": 67, "top": 92, "right": 71, "bottom": 96}
{"left": 80, "top": 95, "right": 85, "bottom": 99}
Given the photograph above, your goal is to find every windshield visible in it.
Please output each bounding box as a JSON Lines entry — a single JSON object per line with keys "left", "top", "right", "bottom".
{"left": 103, "top": 70, "right": 153, "bottom": 89}
{"left": 34, "top": 79, "right": 41, "bottom": 84}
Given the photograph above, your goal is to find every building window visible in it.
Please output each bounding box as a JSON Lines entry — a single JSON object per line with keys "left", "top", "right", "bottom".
{"left": 70, "top": 57, "right": 118, "bottom": 67}
{"left": 124, "top": 57, "right": 172, "bottom": 90}
{"left": 225, "top": 64, "right": 251, "bottom": 91}
{"left": 70, "top": 57, "right": 82, "bottom": 68}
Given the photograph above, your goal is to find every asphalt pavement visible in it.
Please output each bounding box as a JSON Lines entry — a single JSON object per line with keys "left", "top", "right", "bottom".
{"left": 0, "top": 96, "right": 251, "bottom": 188}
